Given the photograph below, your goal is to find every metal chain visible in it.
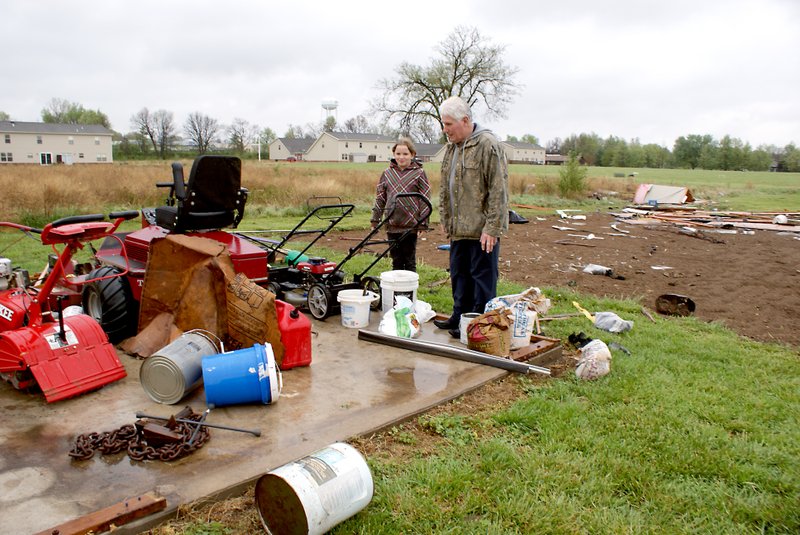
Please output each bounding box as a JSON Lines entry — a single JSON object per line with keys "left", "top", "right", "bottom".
{"left": 69, "top": 416, "right": 210, "bottom": 462}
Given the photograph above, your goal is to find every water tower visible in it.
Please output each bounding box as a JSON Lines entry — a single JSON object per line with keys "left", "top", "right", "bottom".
{"left": 321, "top": 98, "right": 338, "bottom": 121}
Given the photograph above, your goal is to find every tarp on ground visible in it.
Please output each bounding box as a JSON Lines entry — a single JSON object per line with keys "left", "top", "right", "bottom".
{"left": 119, "top": 234, "right": 284, "bottom": 364}
{"left": 633, "top": 184, "right": 694, "bottom": 205}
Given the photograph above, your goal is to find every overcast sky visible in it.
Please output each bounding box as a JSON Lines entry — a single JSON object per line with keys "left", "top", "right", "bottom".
{"left": 4, "top": 0, "right": 798, "bottom": 149}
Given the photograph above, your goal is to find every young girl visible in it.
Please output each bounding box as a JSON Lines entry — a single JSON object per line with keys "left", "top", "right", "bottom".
{"left": 371, "top": 137, "right": 431, "bottom": 272}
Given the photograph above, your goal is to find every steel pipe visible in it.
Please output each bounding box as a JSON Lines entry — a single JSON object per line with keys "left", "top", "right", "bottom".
{"left": 357, "top": 330, "right": 550, "bottom": 376}
{"left": 135, "top": 412, "right": 261, "bottom": 437}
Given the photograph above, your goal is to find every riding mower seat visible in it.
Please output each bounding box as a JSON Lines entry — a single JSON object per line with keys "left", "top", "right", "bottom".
{"left": 155, "top": 155, "right": 248, "bottom": 233}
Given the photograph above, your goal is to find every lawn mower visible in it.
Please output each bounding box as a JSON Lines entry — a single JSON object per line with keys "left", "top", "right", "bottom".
{"left": 232, "top": 197, "right": 355, "bottom": 302}
{"left": 0, "top": 210, "right": 138, "bottom": 402}
{"left": 300, "top": 191, "right": 433, "bottom": 320}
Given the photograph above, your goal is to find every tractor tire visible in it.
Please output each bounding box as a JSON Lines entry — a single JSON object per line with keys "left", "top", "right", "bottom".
{"left": 361, "top": 276, "right": 382, "bottom": 311}
{"left": 306, "top": 283, "right": 335, "bottom": 320}
{"left": 82, "top": 266, "right": 137, "bottom": 343}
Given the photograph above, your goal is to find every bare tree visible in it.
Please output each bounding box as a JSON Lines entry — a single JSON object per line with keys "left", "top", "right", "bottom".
{"left": 184, "top": 112, "right": 220, "bottom": 154}
{"left": 284, "top": 124, "right": 305, "bottom": 139}
{"left": 228, "top": 118, "right": 259, "bottom": 154}
{"left": 342, "top": 115, "right": 375, "bottom": 134}
{"left": 374, "top": 26, "right": 519, "bottom": 141}
{"left": 153, "top": 110, "right": 176, "bottom": 159}
{"left": 131, "top": 108, "right": 158, "bottom": 154}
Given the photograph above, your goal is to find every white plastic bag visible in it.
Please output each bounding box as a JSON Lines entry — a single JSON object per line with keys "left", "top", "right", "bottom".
{"left": 593, "top": 311, "right": 633, "bottom": 333}
{"left": 485, "top": 287, "right": 551, "bottom": 316}
{"left": 413, "top": 299, "right": 436, "bottom": 323}
{"left": 378, "top": 304, "right": 421, "bottom": 339}
{"left": 575, "top": 339, "right": 612, "bottom": 380}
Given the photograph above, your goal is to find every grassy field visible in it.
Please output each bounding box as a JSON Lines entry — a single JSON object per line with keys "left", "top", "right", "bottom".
{"left": 1, "top": 162, "right": 798, "bottom": 533}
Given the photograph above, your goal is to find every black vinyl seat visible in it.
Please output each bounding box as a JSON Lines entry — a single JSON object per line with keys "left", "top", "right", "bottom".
{"left": 155, "top": 155, "right": 248, "bottom": 232}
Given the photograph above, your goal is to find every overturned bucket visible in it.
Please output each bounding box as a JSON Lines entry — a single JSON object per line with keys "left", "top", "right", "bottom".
{"left": 202, "top": 343, "right": 281, "bottom": 407}
{"left": 140, "top": 330, "right": 221, "bottom": 405}
{"left": 255, "top": 442, "right": 373, "bottom": 535}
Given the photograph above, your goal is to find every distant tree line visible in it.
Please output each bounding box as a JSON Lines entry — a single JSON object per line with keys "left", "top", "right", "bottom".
{"left": 544, "top": 132, "right": 799, "bottom": 172}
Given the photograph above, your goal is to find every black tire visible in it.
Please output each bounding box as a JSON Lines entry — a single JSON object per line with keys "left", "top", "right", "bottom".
{"left": 82, "top": 266, "right": 137, "bottom": 343}
{"left": 306, "top": 283, "right": 334, "bottom": 320}
{"left": 361, "top": 276, "right": 382, "bottom": 311}
{"left": 267, "top": 281, "right": 282, "bottom": 299}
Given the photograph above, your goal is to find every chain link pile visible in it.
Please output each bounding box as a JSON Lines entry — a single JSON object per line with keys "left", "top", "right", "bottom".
{"left": 69, "top": 414, "right": 210, "bottom": 462}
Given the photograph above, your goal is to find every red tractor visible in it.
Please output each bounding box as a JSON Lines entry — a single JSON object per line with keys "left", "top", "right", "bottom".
{"left": 0, "top": 211, "right": 138, "bottom": 401}
{"left": 83, "top": 155, "right": 265, "bottom": 342}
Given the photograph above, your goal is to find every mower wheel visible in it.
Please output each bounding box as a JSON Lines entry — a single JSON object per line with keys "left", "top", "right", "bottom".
{"left": 362, "top": 276, "right": 382, "bottom": 311}
{"left": 267, "top": 281, "right": 282, "bottom": 298}
{"left": 82, "top": 266, "right": 136, "bottom": 343}
{"left": 307, "top": 283, "right": 334, "bottom": 320}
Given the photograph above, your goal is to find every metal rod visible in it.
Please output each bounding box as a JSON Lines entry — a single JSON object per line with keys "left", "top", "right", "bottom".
{"left": 357, "top": 330, "right": 550, "bottom": 376}
{"left": 188, "top": 408, "right": 210, "bottom": 445}
{"left": 135, "top": 412, "right": 261, "bottom": 437}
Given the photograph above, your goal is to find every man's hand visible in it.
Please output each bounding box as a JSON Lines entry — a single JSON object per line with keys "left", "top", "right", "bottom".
{"left": 480, "top": 232, "right": 497, "bottom": 253}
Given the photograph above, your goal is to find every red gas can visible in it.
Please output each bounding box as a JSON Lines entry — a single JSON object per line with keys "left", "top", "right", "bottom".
{"left": 275, "top": 300, "right": 312, "bottom": 370}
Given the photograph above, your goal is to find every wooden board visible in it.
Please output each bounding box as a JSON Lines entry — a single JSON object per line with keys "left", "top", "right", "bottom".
{"left": 33, "top": 492, "right": 166, "bottom": 535}
{"left": 510, "top": 336, "right": 562, "bottom": 367}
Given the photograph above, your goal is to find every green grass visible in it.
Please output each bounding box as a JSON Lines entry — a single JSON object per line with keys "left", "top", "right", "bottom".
{"left": 334, "top": 291, "right": 800, "bottom": 534}
{"left": 2, "top": 192, "right": 798, "bottom": 534}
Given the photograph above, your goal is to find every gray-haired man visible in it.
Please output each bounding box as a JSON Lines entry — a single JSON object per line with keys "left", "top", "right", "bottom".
{"left": 433, "top": 96, "right": 509, "bottom": 338}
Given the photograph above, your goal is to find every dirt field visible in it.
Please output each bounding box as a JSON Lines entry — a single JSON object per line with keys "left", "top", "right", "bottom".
{"left": 330, "top": 211, "right": 800, "bottom": 348}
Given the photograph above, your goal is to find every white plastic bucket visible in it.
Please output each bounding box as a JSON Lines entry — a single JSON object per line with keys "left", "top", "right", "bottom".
{"left": 255, "top": 442, "right": 374, "bottom": 535}
{"left": 337, "top": 290, "right": 379, "bottom": 328}
{"left": 380, "top": 270, "right": 419, "bottom": 313}
{"left": 459, "top": 313, "right": 481, "bottom": 345}
{"left": 140, "top": 330, "right": 221, "bottom": 404}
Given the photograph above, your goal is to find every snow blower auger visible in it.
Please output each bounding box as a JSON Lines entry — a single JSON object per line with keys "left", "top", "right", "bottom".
{"left": 0, "top": 211, "right": 138, "bottom": 402}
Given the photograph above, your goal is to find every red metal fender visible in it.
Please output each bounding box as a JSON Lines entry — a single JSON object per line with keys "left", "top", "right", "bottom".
{"left": 0, "top": 313, "right": 126, "bottom": 402}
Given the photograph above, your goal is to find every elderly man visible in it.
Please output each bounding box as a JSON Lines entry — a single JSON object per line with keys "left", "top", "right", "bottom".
{"left": 433, "top": 96, "right": 509, "bottom": 338}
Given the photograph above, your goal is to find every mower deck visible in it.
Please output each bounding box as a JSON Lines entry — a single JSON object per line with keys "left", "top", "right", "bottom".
{"left": 1, "top": 317, "right": 523, "bottom": 534}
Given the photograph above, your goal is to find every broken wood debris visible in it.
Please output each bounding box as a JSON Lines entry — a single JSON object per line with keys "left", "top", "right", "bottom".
{"left": 554, "top": 240, "right": 597, "bottom": 247}
{"left": 618, "top": 207, "right": 800, "bottom": 234}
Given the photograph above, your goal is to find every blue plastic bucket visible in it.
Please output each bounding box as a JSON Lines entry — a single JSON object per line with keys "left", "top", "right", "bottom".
{"left": 202, "top": 343, "right": 282, "bottom": 407}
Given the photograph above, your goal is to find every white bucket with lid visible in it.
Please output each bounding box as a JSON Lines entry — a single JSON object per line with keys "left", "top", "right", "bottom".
{"left": 337, "top": 290, "right": 379, "bottom": 328}
{"left": 379, "top": 270, "right": 419, "bottom": 313}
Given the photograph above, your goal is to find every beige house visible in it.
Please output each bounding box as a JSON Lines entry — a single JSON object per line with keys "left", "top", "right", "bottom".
{"left": 269, "top": 137, "right": 315, "bottom": 160}
{"left": 416, "top": 143, "right": 445, "bottom": 163}
{"left": 0, "top": 121, "right": 114, "bottom": 164}
{"left": 304, "top": 132, "right": 396, "bottom": 162}
{"left": 501, "top": 141, "right": 546, "bottom": 164}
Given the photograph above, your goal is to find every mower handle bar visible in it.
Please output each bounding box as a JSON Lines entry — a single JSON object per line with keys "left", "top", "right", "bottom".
{"left": 49, "top": 210, "right": 140, "bottom": 229}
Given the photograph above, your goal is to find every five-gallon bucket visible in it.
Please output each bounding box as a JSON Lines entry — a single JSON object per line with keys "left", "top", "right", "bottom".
{"left": 380, "top": 270, "right": 419, "bottom": 313}
{"left": 337, "top": 290, "right": 378, "bottom": 328}
{"left": 140, "top": 330, "right": 221, "bottom": 404}
{"left": 276, "top": 299, "right": 312, "bottom": 370}
{"left": 202, "top": 343, "right": 282, "bottom": 407}
{"left": 255, "top": 442, "right": 373, "bottom": 535}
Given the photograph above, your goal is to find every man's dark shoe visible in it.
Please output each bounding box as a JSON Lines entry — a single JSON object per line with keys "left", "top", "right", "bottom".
{"left": 448, "top": 328, "right": 461, "bottom": 339}
{"left": 433, "top": 318, "right": 457, "bottom": 330}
